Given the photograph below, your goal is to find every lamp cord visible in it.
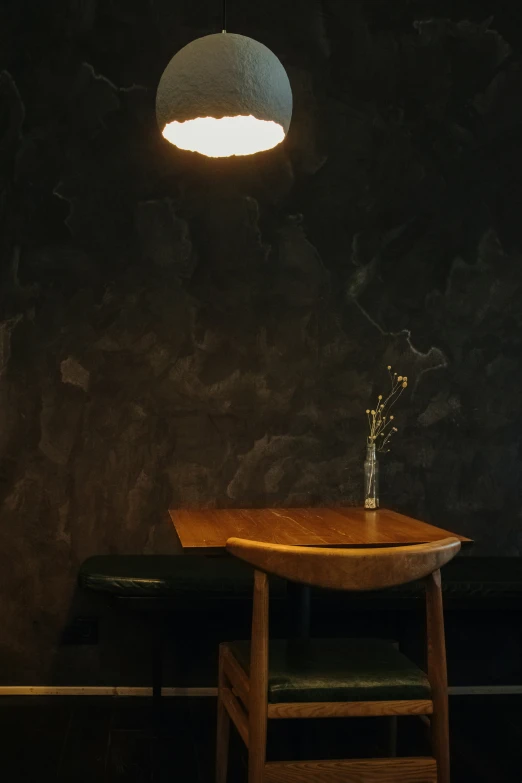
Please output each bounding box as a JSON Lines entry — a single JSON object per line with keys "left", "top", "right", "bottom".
{"left": 222, "top": 0, "right": 226, "bottom": 32}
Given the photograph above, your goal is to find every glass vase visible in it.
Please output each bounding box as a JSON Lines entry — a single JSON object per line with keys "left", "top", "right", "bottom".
{"left": 364, "top": 443, "right": 379, "bottom": 509}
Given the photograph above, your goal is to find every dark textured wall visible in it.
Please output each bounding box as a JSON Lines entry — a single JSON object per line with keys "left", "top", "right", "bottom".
{"left": 1, "top": 0, "right": 522, "bottom": 680}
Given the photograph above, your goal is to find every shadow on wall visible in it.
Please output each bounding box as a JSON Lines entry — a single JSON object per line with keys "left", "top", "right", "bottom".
{"left": 0, "top": 0, "right": 521, "bottom": 681}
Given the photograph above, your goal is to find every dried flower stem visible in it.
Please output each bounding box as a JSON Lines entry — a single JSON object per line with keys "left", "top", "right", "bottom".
{"left": 365, "top": 366, "right": 408, "bottom": 453}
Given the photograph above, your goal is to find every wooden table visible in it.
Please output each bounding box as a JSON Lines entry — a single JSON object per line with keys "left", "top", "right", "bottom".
{"left": 169, "top": 506, "right": 470, "bottom": 635}
{"left": 169, "top": 506, "right": 470, "bottom": 552}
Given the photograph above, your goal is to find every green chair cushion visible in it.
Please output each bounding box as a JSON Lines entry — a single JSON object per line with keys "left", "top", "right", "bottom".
{"left": 79, "top": 555, "right": 261, "bottom": 597}
{"left": 228, "top": 638, "right": 431, "bottom": 703}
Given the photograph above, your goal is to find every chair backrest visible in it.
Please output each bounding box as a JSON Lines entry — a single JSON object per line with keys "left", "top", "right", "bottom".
{"left": 226, "top": 537, "right": 461, "bottom": 591}
{"left": 228, "top": 536, "right": 460, "bottom": 747}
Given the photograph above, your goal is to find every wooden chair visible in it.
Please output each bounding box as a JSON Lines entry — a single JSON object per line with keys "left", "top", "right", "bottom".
{"left": 216, "top": 536, "right": 461, "bottom": 783}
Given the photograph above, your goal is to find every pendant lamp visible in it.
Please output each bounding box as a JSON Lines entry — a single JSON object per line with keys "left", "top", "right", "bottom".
{"left": 156, "top": 2, "right": 292, "bottom": 158}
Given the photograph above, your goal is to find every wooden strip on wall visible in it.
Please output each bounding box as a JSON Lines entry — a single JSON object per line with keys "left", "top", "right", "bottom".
{"left": 0, "top": 686, "right": 217, "bottom": 697}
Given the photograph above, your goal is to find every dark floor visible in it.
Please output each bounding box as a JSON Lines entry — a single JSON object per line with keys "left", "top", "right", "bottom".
{"left": 1, "top": 695, "right": 521, "bottom": 782}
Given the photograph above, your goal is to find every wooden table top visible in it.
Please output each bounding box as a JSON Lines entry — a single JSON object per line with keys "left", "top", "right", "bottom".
{"left": 169, "top": 507, "right": 471, "bottom": 552}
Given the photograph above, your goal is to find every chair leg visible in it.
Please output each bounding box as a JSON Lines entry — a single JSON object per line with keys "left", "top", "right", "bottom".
{"left": 248, "top": 570, "right": 269, "bottom": 783}
{"left": 431, "top": 699, "right": 450, "bottom": 783}
{"left": 248, "top": 699, "right": 267, "bottom": 783}
{"left": 388, "top": 716, "right": 398, "bottom": 757}
{"left": 216, "top": 648, "right": 231, "bottom": 783}
{"left": 248, "top": 737, "right": 266, "bottom": 783}
{"left": 426, "top": 570, "right": 451, "bottom": 783}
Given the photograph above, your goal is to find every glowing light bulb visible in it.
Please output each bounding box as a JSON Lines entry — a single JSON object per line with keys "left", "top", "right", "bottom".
{"left": 161, "top": 114, "right": 285, "bottom": 158}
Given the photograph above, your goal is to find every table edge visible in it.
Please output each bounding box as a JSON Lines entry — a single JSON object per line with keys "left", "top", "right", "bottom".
{"left": 168, "top": 507, "right": 472, "bottom": 545}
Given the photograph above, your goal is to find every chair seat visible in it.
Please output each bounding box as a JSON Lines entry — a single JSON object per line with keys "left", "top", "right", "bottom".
{"left": 227, "top": 638, "right": 431, "bottom": 703}
{"left": 79, "top": 555, "right": 261, "bottom": 597}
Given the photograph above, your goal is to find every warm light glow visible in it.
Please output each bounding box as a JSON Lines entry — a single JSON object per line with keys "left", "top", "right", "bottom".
{"left": 162, "top": 114, "right": 285, "bottom": 157}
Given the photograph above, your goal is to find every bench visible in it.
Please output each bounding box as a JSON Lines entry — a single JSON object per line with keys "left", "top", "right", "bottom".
{"left": 79, "top": 554, "right": 285, "bottom": 704}
{"left": 80, "top": 554, "right": 522, "bottom": 698}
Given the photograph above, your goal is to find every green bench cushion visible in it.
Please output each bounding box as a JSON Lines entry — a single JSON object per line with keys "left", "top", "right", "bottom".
{"left": 317, "top": 558, "right": 522, "bottom": 601}
{"left": 80, "top": 555, "right": 522, "bottom": 601}
{"left": 441, "top": 558, "right": 522, "bottom": 598}
{"left": 228, "top": 638, "right": 431, "bottom": 703}
{"left": 79, "top": 555, "right": 261, "bottom": 597}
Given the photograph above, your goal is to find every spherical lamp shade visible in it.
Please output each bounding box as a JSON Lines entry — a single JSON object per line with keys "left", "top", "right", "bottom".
{"left": 156, "top": 33, "right": 293, "bottom": 158}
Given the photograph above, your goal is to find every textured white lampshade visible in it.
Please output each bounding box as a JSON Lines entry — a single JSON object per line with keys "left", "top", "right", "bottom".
{"left": 156, "top": 33, "right": 293, "bottom": 158}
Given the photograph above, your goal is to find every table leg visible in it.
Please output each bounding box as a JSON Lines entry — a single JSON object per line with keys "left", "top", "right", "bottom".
{"left": 286, "top": 582, "right": 311, "bottom": 638}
